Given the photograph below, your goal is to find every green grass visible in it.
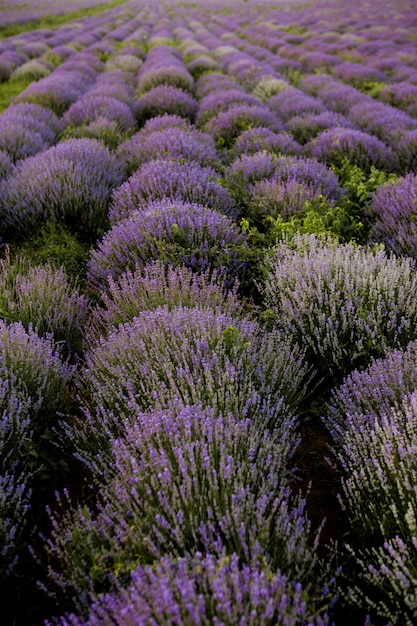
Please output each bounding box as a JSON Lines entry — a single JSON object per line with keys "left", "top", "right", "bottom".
{"left": 0, "top": 76, "right": 33, "bottom": 112}
{"left": 0, "top": 0, "right": 130, "bottom": 39}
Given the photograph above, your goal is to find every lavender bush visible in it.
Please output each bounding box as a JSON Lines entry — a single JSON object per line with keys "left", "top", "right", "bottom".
{"left": 134, "top": 85, "right": 198, "bottom": 123}
{"left": 262, "top": 234, "right": 417, "bottom": 383}
{"left": 44, "top": 403, "right": 324, "bottom": 609}
{"left": 0, "top": 253, "right": 89, "bottom": 352}
{"left": 47, "top": 552, "right": 332, "bottom": 626}
{"left": 366, "top": 173, "right": 417, "bottom": 258}
{"left": 90, "top": 261, "right": 245, "bottom": 337}
{"left": 0, "top": 138, "right": 125, "bottom": 239}
{"left": 88, "top": 201, "right": 249, "bottom": 293}
{"left": 108, "top": 159, "right": 235, "bottom": 224}
{"left": 116, "top": 125, "right": 218, "bottom": 175}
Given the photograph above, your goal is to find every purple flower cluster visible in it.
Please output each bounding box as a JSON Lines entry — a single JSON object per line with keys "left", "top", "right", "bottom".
{"left": 204, "top": 104, "right": 283, "bottom": 148}
{"left": 108, "top": 159, "right": 235, "bottom": 224}
{"left": 0, "top": 138, "right": 125, "bottom": 238}
{"left": 63, "top": 95, "right": 137, "bottom": 134}
{"left": 116, "top": 125, "right": 218, "bottom": 175}
{"left": 136, "top": 44, "right": 194, "bottom": 94}
{"left": 49, "top": 554, "right": 331, "bottom": 626}
{"left": 304, "top": 127, "right": 396, "bottom": 172}
{"left": 134, "top": 84, "right": 199, "bottom": 124}
{"left": 233, "top": 127, "right": 301, "bottom": 157}
{"left": 0, "top": 102, "right": 62, "bottom": 162}
{"left": 366, "top": 173, "right": 417, "bottom": 258}
{"left": 91, "top": 261, "right": 244, "bottom": 336}
{"left": 267, "top": 88, "right": 326, "bottom": 123}
{"left": 88, "top": 200, "right": 248, "bottom": 292}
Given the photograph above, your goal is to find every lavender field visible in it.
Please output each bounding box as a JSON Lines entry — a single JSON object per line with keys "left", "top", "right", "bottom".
{"left": 1, "top": 0, "right": 417, "bottom": 623}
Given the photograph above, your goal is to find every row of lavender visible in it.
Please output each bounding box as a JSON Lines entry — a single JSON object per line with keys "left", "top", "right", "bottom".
{"left": 0, "top": 0, "right": 417, "bottom": 624}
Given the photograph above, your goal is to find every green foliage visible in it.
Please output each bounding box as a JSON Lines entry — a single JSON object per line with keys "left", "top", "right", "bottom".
{"left": 0, "top": 76, "right": 33, "bottom": 112}
{"left": 332, "top": 158, "right": 398, "bottom": 239}
{"left": 0, "top": 0, "right": 130, "bottom": 39}
{"left": 13, "top": 221, "right": 90, "bottom": 282}
{"left": 241, "top": 194, "right": 365, "bottom": 249}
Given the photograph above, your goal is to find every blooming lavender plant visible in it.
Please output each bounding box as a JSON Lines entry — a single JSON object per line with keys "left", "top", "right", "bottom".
{"left": 116, "top": 126, "right": 218, "bottom": 175}
{"left": 90, "top": 261, "right": 245, "bottom": 337}
{"left": 267, "top": 89, "right": 326, "bottom": 123}
{"left": 262, "top": 234, "right": 417, "bottom": 383}
{"left": 108, "top": 159, "right": 235, "bottom": 224}
{"left": 88, "top": 201, "right": 249, "bottom": 292}
{"left": 47, "top": 552, "right": 332, "bottom": 626}
{"left": 204, "top": 104, "right": 283, "bottom": 148}
{"left": 287, "top": 111, "right": 355, "bottom": 145}
{"left": 233, "top": 127, "right": 301, "bottom": 157}
{"left": 366, "top": 173, "right": 417, "bottom": 258}
{"left": 44, "top": 402, "right": 323, "bottom": 608}
{"left": 0, "top": 253, "right": 89, "bottom": 352}
{"left": 136, "top": 45, "right": 194, "bottom": 93}
{"left": 134, "top": 85, "right": 198, "bottom": 123}
{"left": 0, "top": 138, "right": 125, "bottom": 238}
{"left": 328, "top": 392, "right": 417, "bottom": 624}
{"left": 304, "top": 128, "right": 396, "bottom": 172}
{"left": 63, "top": 95, "right": 136, "bottom": 134}
{"left": 196, "top": 88, "right": 260, "bottom": 128}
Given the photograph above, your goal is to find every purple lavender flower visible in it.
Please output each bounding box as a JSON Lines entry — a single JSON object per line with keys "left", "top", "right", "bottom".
{"left": 304, "top": 127, "right": 396, "bottom": 172}
{"left": 395, "top": 129, "right": 417, "bottom": 174}
{"left": 64, "top": 95, "right": 136, "bottom": 134}
{"left": 90, "top": 261, "right": 245, "bottom": 338}
{"left": 0, "top": 150, "right": 15, "bottom": 179}
{"left": 348, "top": 101, "right": 417, "bottom": 144}
{"left": 45, "top": 401, "right": 322, "bottom": 604}
{"left": 116, "top": 126, "right": 218, "bottom": 175}
{"left": 262, "top": 234, "right": 417, "bottom": 382}
{"left": 137, "top": 45, "right": 194, "bottom": 93}
{"left": 195, "top": 71, "right": 238, "bottom": 99}
{"left": 249, "top": 178, "right": 319, "bottom": 221}
{"left": 267, "top": 89, "right": 326, "bottom": 122}
{"left": 380, "top": 81, "right": 417, "bottom": 117}
{"left": 88, "top": 201, "right": 247, "bottom": 291}
{"left": 134, "top": 85, "right": 198, "bottom": 124}
{"left": 366, "top": 173, "right": 417, "bottom": 258}
{"left": 196, "top": 88, "right": 260, "bottom": 128}
{"left": 272, "top": 156, "right": 345, "bottom": 202}
{"left": 138, "top": 113, "right": 191, "bottom": 136}
{"left": 333, "top": 61, "right": 387, "bottom": 88}
{"left": 287, "top": 111, "right": 356, "bottom": 145}
{"left": 204, "top": 104, "right": 284, "bottom": 148}
{"left": 108, "top": 159, "right": 235, "bottom": 224}
{"left": 233, "top": 127, "right": 301, "bottom": 157}
{"left": 0, "top": 139, "right": 125, "bottom": 238}
{"left": 48, "top": 553, "right": 332, "bottom": 626}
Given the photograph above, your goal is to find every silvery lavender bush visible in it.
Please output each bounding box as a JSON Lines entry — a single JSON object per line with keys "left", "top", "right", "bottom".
{"left": 134, "top": 84, "right": 198, "bottom": 123}
{"left": 366, "top": 173, "right": 417, "bottom": 258}
{"left": 0, "top": 253, "right": 90, "bottom": 353}
{"left": 116, "top": 126, "right": 218, "bottom": 176}
{"left": 262, "top": 234, "right": 417, "bottom": 384}
{"left": 10, "top": 58, "right": 52, "bottom": 81}
{"left": 47, "top": 552, "right": 332, "bottom": 626}
{"left": 88, "top": 201, "right": 249, "bottom": 293}
{"left": 90, "top": 261, "right": 245, "bottom": 337}
{"left": 328, "top": 393, "right": 417, "bottom": 624}
{"left": 304, "top": 128, "right": 396, "bottom": 172}
{"left": 104, "top": 53, "right": 143, "bottom": 75}
{"left": 251, "top": 76, "right": 291, "bottom": 102}
{"left": 44, "top": 402, "right": 324, "bottom": 608}
{"left": 108, "top": 159, "right": 235, "bottom": 224}
{"left": 0, "top": 138, "right": 125, "bottom": 239}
